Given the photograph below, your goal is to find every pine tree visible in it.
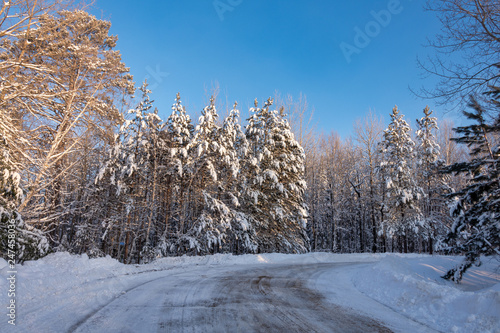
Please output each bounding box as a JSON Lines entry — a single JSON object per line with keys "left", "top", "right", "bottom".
{"left": 415, "top": 106, "right": 450, "bottom": 253}
{"left": 95, "top": 82, "right": 166, "bottom": 263}
{"left": 180, "top": 96, "right": 232, "bottom": 254}
{"left": 243, "top": 98, "right": 309, "bottom": 253}
{"left": 442, "top": 93, "right": 500, "bottom": 282}
{"left": 378, "top": 106, "right": 423, "bottom": 253}
{"left": 163, "top": 93, "right": 194, "bottom": 253}
{"left": 220, "top": 103, "right": 257, "bottom": 254}
{"left": 2, "top": 10, "right": 134, "bottom": 253}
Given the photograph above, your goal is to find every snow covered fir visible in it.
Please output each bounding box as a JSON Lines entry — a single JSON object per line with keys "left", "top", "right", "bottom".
{"left": 1, "top": 1, "right": 500, "bottom": 332}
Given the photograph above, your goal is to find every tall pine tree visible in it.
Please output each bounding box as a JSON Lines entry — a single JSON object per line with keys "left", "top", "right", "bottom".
{"left": 415, "top": 106, "right": 450, "bottom": 254}
{"left": 95, "top": 82, "right": 166, "bottom": 263}
{"left": 378, "top": 106, "right": 423, "bottom": 253}
{"left": 181, "top": 97, "right": 232, "bottom": 254}
{"left": 163, "top": 92, "right": 194, "bottom": 249}
{"left": 243, "top": 98, "right": 309, "bottom": 253}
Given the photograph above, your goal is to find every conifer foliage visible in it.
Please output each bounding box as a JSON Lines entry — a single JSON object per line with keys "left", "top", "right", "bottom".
{"left": 442, "top": 93, "right": 500, "bottom": 282}
{"left": 243, "top": 98, "right": 309, "bottom": 253}
{"left": 91, "top": 95, "right": 309, "bottom": 261}
{"left": 415, "top": 106, "right": 450, "bottom": 254}
{"left": 378, "top": 106, "right": 423, "bottom": 253}
{"left": 0, "top": 135, "right": 48, "bottom": 262}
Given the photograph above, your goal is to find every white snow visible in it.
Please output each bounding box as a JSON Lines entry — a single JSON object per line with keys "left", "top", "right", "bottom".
{"left": 350, "top": 254, "right": 500, "bottom": 333}
{"left": 0, "top": 252, "right": 498, "bottom": 332}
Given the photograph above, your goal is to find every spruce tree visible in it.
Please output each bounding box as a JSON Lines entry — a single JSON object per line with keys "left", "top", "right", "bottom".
{"left": 442, "top": 93, "right": 500, "bottom": 282}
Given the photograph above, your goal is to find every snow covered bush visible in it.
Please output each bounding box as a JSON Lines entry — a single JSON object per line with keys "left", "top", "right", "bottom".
{"left": 0, "top": 135, "right": 48, "bottom": 262}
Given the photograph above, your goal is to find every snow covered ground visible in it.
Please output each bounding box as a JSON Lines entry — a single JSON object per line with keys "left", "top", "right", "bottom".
{"left": 0, "top": 252, "right": 498, "bottom": 332}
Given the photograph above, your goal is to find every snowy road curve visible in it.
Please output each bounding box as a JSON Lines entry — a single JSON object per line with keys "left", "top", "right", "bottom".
{"left": 7, "top": 253, "right": 495, "bottom": 332}
{"left": 69, "top": 263, "right": 394, "bottom": 333}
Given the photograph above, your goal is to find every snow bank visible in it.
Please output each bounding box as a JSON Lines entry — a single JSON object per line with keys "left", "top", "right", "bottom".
{"left": 352, "top": 254, "right": 500, "bottom": 333}
{"left": 0, "top": 252, "right": 162, "bottom": 332}
{"left": 150, "top": 251, "right": 380, "bottom": 268}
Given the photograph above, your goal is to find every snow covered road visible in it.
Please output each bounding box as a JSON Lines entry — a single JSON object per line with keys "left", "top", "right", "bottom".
{"left": 70, "top": 263, "right": 395, "bottom": 332}
{"left": 1, "top": 252, "right": 499, "bottom": 332}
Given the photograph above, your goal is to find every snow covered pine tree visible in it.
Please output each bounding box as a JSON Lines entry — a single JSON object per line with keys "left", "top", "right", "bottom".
{"left": 182, "top": 96, "right": 234, "bottom": 254}
{"left": 163, "top": 93, "right": 194, "bottom": 255}
{"left": 180, "top": 98, "right": 257, "bottom": 255}
{"left": 95, "top": 82, "right": 166, "bottom": 263}
{"left": 415, "top": 106, "right": 450, "bottom": 253}
{"left": 222, "top": 103, "right": 258, "bottom": 254}
{"left": 243, "top": 98, "right": 309, "bottom": 253}
{"left": 378, "top": 106, "right": 423, "bottom": 253}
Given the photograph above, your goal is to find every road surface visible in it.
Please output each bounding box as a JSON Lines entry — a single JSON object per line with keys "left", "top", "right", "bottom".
{"left": 68, "top": 263, "right": 404, "bottom": 332}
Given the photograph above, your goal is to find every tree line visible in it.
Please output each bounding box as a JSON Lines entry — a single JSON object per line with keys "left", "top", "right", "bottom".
{"left": 90, "top": 87, "right": 309, "bottom": 262}
{"left": 304, "top": 106, "right": 466, "bottom": 255}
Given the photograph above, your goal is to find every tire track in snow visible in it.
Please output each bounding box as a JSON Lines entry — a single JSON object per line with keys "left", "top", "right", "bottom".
{"left": 68, "top": 274, "right": 171, "bottom": 333}
{"left": 68, "top": 263, "right": 397, "bottom": 332}
{"left": 154, "top": 263, "right": 393, "bottom": 332}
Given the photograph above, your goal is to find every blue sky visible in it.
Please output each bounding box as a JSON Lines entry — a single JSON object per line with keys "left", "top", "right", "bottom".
{"left": 91, "top": 0, "right": 455, "bottom": 138}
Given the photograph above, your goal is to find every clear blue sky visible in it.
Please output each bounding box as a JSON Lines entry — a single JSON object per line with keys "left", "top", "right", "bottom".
{"left": 91, "top": 0, "right": 455, "bottom": 138}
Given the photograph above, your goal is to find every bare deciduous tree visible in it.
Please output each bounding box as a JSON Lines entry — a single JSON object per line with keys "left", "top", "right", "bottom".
{"left": 354, "top": 110, "right": 384, "bottom": 253}
{"left": 274, "top": 92, "right": 316, "bottom": 156}
{"left": 417, "top": 0, "right": 500, "bottom": 109}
